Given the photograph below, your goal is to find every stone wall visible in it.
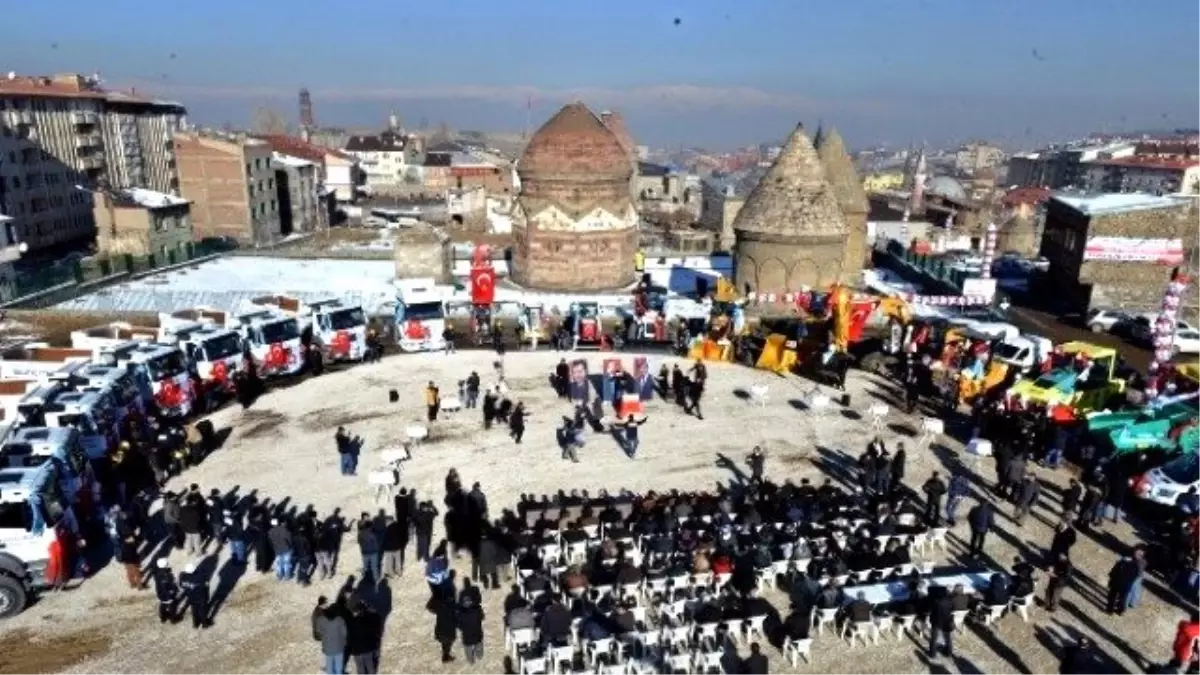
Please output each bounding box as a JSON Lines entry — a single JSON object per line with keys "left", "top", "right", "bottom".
{"left": 392, "top": 230, "right": 451, "bottom": 282}
{"left": 512, "top": 226, "right": 637, "bottom": 291}
{"left": 839, "top": 212, "right": 868, "bottom": 285}
{"left": 734, "top": 233, "right": 848, "bottom": 294}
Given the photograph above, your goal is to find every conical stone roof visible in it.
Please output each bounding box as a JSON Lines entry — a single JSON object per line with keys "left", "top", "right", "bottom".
{"left": 815, "top": 127, "right": 869, "bottom": 216}
{"left": 732, "top": 124, "right": 847, "bottom": 240}
{"left": 518, "top": 102, "right": 631, "bottom": 181}
{"left": 599, "top": 110, "right": 637, "bottom": 164}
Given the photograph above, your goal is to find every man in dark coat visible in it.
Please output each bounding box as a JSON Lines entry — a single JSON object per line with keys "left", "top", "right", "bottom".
{"left": 890, "top": 445, "right": 907, "bottom": 492}
{"left": 741, "top": 642, "right": 769, "bottom": 674}
{"left": 414, "top": 502, "right": 437, "bottom": 561}
{"left": 1014, "top": 474, "right": 1042, "bottom": 525}
{"left": 922, "top": 472, "right": 947, "bottom": 526}
{"left": 1048, "top": 522, "right": 1078, "bottom": 562}
{"left": 1061, "top": 479, "right": 1083, "bottom": 520}
{"left": 474, "top": 532, "right": 501, "bottom": 589}
{"left": 435, "top": 595, "right": 458, "bottom": 663}
{"left": 927, "top": 589, "right": 955, "bottom": 658}
{"left": 1106, "top": 554, "right": 1140, "bottom": 615}
{"left": 348, "top": 604, "right": 383, "bottom": 674}
{"left": 152, "top": 558, "right": 179, "bottom": 623}
{"left": 180, "top": 563, "right": 210, "bottom": 629}
{"left": 967, "top": 500, "right": 995, "bottom": 557}
{"left": 458, "top": 594, "right": 486, "bottom": 664}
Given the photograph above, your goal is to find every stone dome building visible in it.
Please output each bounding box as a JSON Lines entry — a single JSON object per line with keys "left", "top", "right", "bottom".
{"left": 511, "top": 102, "right": 639, "bottom": 291}
{"left": 814, "top": 126, "right": 870, "bottom": 283}
{"left": 733, "top": 123, "right": 848, "bottom": 294}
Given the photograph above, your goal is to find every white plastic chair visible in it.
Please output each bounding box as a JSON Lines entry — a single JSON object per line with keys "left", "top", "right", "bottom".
{"left": 892, "top": 614, "right": 919, "bottom": 640}
{"left": 868, "top": 403, "right": 889, "bottom": 431}
{"left": 743, "top": 615, "right": 768, "bottom": 643}
{"left": 750, "top": 384, "right": 770, "bottom": 408}
{"left": 713, "top": 571, "right": 733, "bottom": 590}
{"left": 813, "top": 607, "right": 839, "bottom": 637}
{"left": 755, "top": 568, "right": 776, "bottom": 592}
{"left": 783, "top": 637, "right": 812, "bottom": 666}
{"left": 843, "top": 620, "right": 878, "bottom": 647}
{"left": 695, "top": 621, "right": 721, "bottom": 650}
{"left": 659, "top": 600, "right": 687, "bottom": 626}
{"left": 663, "top": 624, "right": 692, "bottom": 651}
{"left": 919, "top": 417, "right": 944, "bottom": 448}
{"left": 566, "top": 541, "right": 588, "bottom": 564}
{"left": 927, "top": 527, "right": 949, "bottom": 553}
{"left": 440, "top": 396, "right": 462, "bottom": 413}
{"left": 1010, "top": 593, "right": 1034, "bottom": 622}
{"left": 643, "top": 577, "right": 669, "bottom": 600}
{"left": 690, "top": 571, "right": 713, "bottom": 590}
{"left": 977, "top": 603, "right": 1007, "bottom": 626}
{"left": 405, "top": 424, "right": 428, "bottom": 449}
{"left": 548, "top": 645, "right": 575, "bottom": 674}
{"left": 696, "top": 650, "right": 725, "bottom": 674}
{"left": 507, "top": 627, "right": 538, "bottom": 659}
{"left": 664, "top": 653, "right": 693, "bottom": 674}
{"left": 950, "top": 609, "right": 970, "bottom": 632}
{"left": 520, "top": 655, "right": 549, "bottom": 675}
{"left": 809, "top": 391, "right": 832, "bottom": 415}
{"left": 586, "top": 637, "right": 616, "bottom": 669}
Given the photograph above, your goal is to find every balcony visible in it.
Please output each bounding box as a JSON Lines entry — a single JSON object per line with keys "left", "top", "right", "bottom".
{"left": 71, "top": 111, "right": 99, "bottom": 126}
{"left": 3, "top": 110, "right": 33, "bottom": 127}
{"left": 81, "top": 156, "right": 105, "bottom": 170}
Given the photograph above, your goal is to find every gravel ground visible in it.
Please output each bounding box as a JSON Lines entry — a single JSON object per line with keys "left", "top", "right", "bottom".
{"left": 1, "top": 350, "right": 1191, "bottom": 674}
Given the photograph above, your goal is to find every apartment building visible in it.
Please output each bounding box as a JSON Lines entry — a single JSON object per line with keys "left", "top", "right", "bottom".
{"left": 344, "top": 131, "right": 421, "bottom": 191}
{"left": 0, "top": 72, "right": 185, "bottom": 254}
{"left": 174, "top": 131, "right": 279, "bottom": 244}
{"left": 258, "top": 134, "right": 360, "bottom": 203}
{"left": 272, "top": 152, "right": 325, "bottom": 235}
{"left": 92, "top": 187, "right": 192, "bottom": 258}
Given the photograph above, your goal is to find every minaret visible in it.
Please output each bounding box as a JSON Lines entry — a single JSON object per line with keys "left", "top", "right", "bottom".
{"left": 910, "top": 148, "right": 927, "bottom": 213}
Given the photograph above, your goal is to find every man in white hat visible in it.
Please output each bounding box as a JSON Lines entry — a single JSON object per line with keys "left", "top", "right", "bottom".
{"left": 180, "top": 562, "right": 210, "bottom": 630}
{"left": 152, "top": 558, "right": 179, "bottom": 624}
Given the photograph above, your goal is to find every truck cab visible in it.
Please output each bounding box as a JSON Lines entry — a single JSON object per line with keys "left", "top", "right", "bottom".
{"left": 49, "top": 362, "right": 145, "bottom": 424}
{"left": 304, "top": 299, "right": 368, "bottom": 363}
{"left": 160, "top": 320, "right": 247, "bottom": 395}
{"left": 992, "top": 334, "right": 1054, "bottom": 374}
{"left": 97, "top": 341, "right": 195, "bottom": 418}
{"left": 0, "top": 427, "right": 85, "bottom": 619}
{"left": 565, "top": 301, "right": 603, "bottom": 349}
{"left": 228, "top": 310, "right": 305, "bottom": 378}
{"left": 40, "top": 391, "right": 118, "bottom": 460}
{"left": 394, "top": 279, "right": 448, "bottom": 352}
{"left": 1006, "top": 341, "right": 1126, "bottom": 416}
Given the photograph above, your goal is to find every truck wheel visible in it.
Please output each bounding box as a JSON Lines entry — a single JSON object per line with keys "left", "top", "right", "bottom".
{"left": 0, "top": 574, "right": 28, "bottom": 619}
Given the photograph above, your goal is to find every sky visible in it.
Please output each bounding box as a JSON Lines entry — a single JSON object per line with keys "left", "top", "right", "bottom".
{"left": 6, "top": 0, "right": 1198, "bottom": 150}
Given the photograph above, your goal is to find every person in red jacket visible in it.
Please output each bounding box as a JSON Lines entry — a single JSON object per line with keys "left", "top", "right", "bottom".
{"left": 1172, "top": 612, "right": 1200, "bottom": 669}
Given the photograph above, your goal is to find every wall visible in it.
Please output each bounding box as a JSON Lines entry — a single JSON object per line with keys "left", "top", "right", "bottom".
{"left": 734, "top": 234, "right": 848, "bottom": 294}
{"left": 175, "top": 135, "right": 251, "bottom": 241}
{"left": 512, "top": 226, "right": 638, "bottom": 291}
{"left": 243, "top": 142, "right": 280, "bottom": 244}
{"left": 92, "top": 195, "right": 192, "bottom": 257}
{"left": 392, "top": 230, "right": 450, "bottom": 282}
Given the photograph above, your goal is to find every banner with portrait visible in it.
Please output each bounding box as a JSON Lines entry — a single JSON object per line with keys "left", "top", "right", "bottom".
{"left": 569, "top": 359, "right": 590, "bottom": 403}
{"left": 602, "top": 358, "right": 624, "bottom": 403}
{"left": 633, "top": 356, "right": 655, "bottom": 401}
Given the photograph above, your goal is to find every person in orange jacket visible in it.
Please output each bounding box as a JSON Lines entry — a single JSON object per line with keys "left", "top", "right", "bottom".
{"left": 1172, "top": 612, "right": 1200, "bottom": 669}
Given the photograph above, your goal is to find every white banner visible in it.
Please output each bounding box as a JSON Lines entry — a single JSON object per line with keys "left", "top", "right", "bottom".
{"left": 1084, "top": 237, "right": 1184, "bottom": 264}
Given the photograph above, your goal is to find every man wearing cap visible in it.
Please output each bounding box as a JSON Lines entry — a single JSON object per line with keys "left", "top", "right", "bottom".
{"left": 152, "top": 558, "right": 179, "bottom": 623}
{"left": 180, "top": 562, "right": 210, "bottom": 629}
{"left": 268, "top": 518, "right": 295, "bottom": 581}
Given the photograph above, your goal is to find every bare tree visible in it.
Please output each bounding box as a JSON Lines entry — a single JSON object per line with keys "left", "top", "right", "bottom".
{"left": 252, "top": 107, "right": 289, "bottom": 135}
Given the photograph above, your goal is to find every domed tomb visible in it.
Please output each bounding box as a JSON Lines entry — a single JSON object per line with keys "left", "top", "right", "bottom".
{"left": 814, "top": 126, "right": 871, "bottom": 283}
{"left": 733, "top": 123, "right": 848, "bottom": 294}
{"left": 512, "top": 102, "right": 639, "bottom": 291}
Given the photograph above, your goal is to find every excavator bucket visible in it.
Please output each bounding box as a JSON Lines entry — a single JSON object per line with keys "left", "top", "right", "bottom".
{"left": 689, "top": 338, "right": 731, "bottom": 362}
{"left": 755, "top": 334, "right": 795, "bottom": 374}
{"left": 715, "top": 278, "right": 737, "bottom": 303}
{"left": 983, "top": 362, "right": 1009, "bottom": 391}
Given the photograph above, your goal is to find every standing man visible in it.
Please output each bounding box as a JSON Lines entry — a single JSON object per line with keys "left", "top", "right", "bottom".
{"left": 945, "top": 472, "right": 970, "bottom": 526}
{"left": 927, "top": 586, "right": 955, "bottom": 658}
{"left": 465, "top": 371, "right": 480, "bottom": 408}
{"left": 224, "top": 509, "right": 247, "bottom": 566}
{"left": 413, "top": 501, "right": 438, "bottom": 561}
{"left": 268, "top": 518, "right": 294, "bottom": 581}
{"left": 1014, "top": 473, "right": 1042, "bottom": 526}
{"left": 1045, "top": 552, "right": 1072, "bottom": 612}
{"left": 921, "top": 472, "right": 947, "bottom": 526}
{"left": 318, "top": 604, "right": 349, "bottom": 675}
{"left": 152, "top": 558, "right": 179, "bottom": 624}
{"left": 425, "top": 381, "right": 441, "bottom": 422}
{"left": 554, "top": 359, "right": 570, "bottom": 398}
{"left": 315, "top": 515, "right": 341, "bottom": 581}
{"left": 1106, "top": 552, "right": 1139, "bottom": 615}
{"left": 967, "top": 499, "right": 995, "bottom": 557}
{"left": 747, "top": 446, "right": 766, "bottom": 482}
{"left": 357, "top": 518, "right": 383, "bottom": 587}
{"left": 180, "top": 562, "right": 210, "bottom": 630}
{"left": 336, "top": 427, "right": 355, "bottom": 476}
{"left": 612, "top": 414, "right": 648, "bottom": 459}
{"left": 1048, "top": 522, "right": 1078, "bottom": 562}
{"left": 179, "top": 493, "right": 204, "bottom": 556}
{"left": 382, "top": 516, "right": 405, "bottom": 579}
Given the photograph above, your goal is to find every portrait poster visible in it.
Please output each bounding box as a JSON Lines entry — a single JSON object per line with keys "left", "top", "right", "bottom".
{"left": 569, "top": 358, "right": 590, "bottom": 403}
{"left": 602, "top": 358, "right": 624, "bottom": 403}
{"left": 633, "top": 356, "right": 654, "bottom": 401}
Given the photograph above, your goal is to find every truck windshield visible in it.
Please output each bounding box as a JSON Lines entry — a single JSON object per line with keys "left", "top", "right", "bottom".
{"left": 147, "top": 351, "right": 188, "bottom": 381}
{"left": 401, "top": 301, "right": 444, "bottom": 321}
{"left": 993, "top": 343, "right": 1024, "bottom": 361}
{"left": 328, "top": 307, "right": 366, "bottom": 331}
{"left": 260, "top": 319, "right": 301, "bottom": 344}
{"left": 203, "top": 333, "right": 243, "bottom": 360}
{"left": 1162, "top": 454, "right": 1199, "bottom": 485}
{"left": 0, "top": 499, "right": 34, "bottom": 531}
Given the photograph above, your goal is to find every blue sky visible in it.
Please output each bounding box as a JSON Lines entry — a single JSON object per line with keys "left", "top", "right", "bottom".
{"left": 6, "top": 0, "right": 1197, "bottom": 149}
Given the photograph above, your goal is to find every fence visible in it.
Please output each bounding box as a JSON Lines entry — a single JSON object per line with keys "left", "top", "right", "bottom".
{"left": 871, "top": 240, "right": 1009, "bottom": 309}
{"left": 2, "top": 240, "right": 227, "bottom": 308}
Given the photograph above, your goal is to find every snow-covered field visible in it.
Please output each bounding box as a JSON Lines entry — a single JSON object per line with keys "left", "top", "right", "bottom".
{"left": 0, "top": 350, "right": 1185, "bottom": 674}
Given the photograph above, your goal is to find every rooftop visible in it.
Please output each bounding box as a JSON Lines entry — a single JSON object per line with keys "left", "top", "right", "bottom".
{"left": 1086, "top": 155, "right": 1199, "bottom": 171}
{"left": 256, "top": 134, "right": 355, "bottom": 163}
{"left": 1001, "top": 186, "right": 1052, "bottom": 207}
{"left": 0, "top": 72, "right": 182, "bottom": 111}
{"left": 1052, "top": 192, "right": 1189, "bottom": 216}
{"left": 345, "top": 132, "right": 408, "bottom": 153}
{"left": 110, "top": 188, "right": 189, "bottom": 210}
{"left": 272, "top": 152, "right": 314, "bottom": 169}
{"left": 54, "top": 256, "right": 398, "bottom": 315}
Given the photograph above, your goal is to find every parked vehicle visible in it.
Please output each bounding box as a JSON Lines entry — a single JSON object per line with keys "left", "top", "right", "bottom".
{"left": 97, "top": 341, "right": 195, "bottom": 418}
{"left": 228, "top": 310, "right": 305, "bottom": 378}
{"left": 991, "top": 334, "right": 1054, "bottom": 374}
{"left": 394, "top": 279, "right": 448, "bottom": 353}
{"left": 159, "top": 320, "right": 247, "bottom": 405}
{"left": 1172, "top": 326, "right": 1200, "bottom": 356}
{"left": 1133, "top": 452, "right": 1200, "bottom": 507}
{"left": 1084, "top": 308, "right": 1130, "bottom": 334}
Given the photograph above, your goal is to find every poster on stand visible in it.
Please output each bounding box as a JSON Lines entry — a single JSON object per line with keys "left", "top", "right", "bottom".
{"left": 569, "top": 359, "right": 590, "bottom": 403}
{"left": 602, "top": 358, "right": 624, "bottom": 403}
{"left": 633, "top": 356, "right": 655, "bottom": 401}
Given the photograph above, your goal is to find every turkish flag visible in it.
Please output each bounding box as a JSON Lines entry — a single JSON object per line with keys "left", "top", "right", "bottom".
{"left": 471, "top": 267, "right": 496, "bottom": 306}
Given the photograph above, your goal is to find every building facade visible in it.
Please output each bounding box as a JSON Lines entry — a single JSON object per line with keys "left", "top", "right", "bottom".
{"left": 344, "top": 131, "right": 419, "bottom": 191}
{"left": 699, "top": 179, "right": 746, "bottom": 250}
{"left": 1082, "top": 156, "right": 1200, "bottom": 195}
{"left": 0, "top": 73, "right": 185, "bottom": 254}
{"left": 511, "top": 102, "right": 639, "bottom": 291}
{"left": 1039, "top": 193, "right": 1199, "bottom": 316}
{"left": 174, "top": 132, "right": 280, "bottom": 244}
{"left": 92, "top": 187, "right": 192, "bottom": 257}
{"left": 272, "top": 153, "right": 325, "bottom": 235}
{"left": 954, "top": 141, "right": 1005, "bottom": 175}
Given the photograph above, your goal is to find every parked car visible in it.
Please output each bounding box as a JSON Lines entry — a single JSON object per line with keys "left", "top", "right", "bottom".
{"left": 1173, "top": 327, "right": 1200, "bottom": 356}
{"left": 1085, "top": 308, "right": 1130, "bottom": 334}
{"left": 1112, "top": 315, "right": 1153, "bottom": 345}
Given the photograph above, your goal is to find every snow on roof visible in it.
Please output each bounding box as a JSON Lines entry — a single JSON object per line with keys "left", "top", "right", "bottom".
{"left": 54, "top": 257, "right": 398, "bottom": 315}
{"left": 1052, "top": 192, "right": 1187, "bottom": 216}
{"left": 272, "top": 152, "right": 314, "bottom": 169}
{"left": 122, "top": 187, "right": 189, "bottom": 209}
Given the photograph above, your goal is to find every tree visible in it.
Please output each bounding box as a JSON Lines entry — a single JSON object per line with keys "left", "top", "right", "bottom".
{"left": 251, "top": 107, "right": 289, "bottom": 135}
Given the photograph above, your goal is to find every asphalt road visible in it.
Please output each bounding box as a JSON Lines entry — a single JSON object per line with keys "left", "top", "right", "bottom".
{"left": 1007, "top": 306, "right": 1153, "bottom": 372}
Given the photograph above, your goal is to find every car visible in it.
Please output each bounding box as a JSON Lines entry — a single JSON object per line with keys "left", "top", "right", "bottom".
{"left": 1173, "top": 327, "right": 1200, "bottom": 356}
{"left": 1112, "top": 315, "right": 1153, "bottom": 345}
{"left": 1133, "top": 453, "right": 1199, "bottom": 507}
{"left": 1086, "top": 308, "right": 1130, "bottom": 333}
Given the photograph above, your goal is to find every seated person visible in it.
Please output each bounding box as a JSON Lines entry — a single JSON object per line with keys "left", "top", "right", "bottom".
{"left": 524, "top": 570, "right": 552, "bottom": 595}
{"left": 783, "top": 606, "right": 812, "bottom": 640}
{"left": 611, "top": 602, "right": 638, "bottom": 634}
{"left": 847, "top": 591, "right": 874, "bottom": 624}
{"left": 615, "top": 562, "right": 642, "bottom": 587}
{"left": 540, "top": 599, "right": 574, "bottom": 646}
{"left": 711, "top": 553, "right": 734, "bottom": 576}
{"left": 816, "top": 582, "right": 845, "bottom": 610}
{"left": 878, "top": 539, "right": 910, "bottom": 568}
{"left": 692, "top": 550, "right": 712, "bottom": 574}
{"left": 517, "top": 548, "right": 544, "bottom": 572}
{"left": 561, "top": 566, "right": 589, "bottom": 596}
{"left": 983, "top": 573, "right": 1011, "bottom": 607}
{"left": 948, "top": 583, "right": 972, "bottom": 612}
{"left": 503, "top": 584, "right": 529, "bottom": 616}
{"left": 742, "top": 588, "right": 774, "bottom": 618}
{"left": 507, "top": 603, "right": 537, "bottom": 630}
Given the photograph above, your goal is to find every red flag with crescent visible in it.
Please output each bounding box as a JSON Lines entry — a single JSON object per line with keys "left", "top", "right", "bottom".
{"left": 471, "top": 266, "right": 496, "bottom": 306}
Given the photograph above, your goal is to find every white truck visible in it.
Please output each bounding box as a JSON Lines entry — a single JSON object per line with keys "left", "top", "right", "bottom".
{"left": 0, "top": 426, "right": 88, "bottom": 619}
{"left": 46, "top": 362, "right": 145, "bottom": 426}
{"left": 97, "top": 341, "right": 195, "bottom": 418}
{"left": 394, "top": 279, "right": 449, "bottom": 352}
{"left": 158, "top": 318, "right": 247, "bottom": 405}
{"left": 249, "top": 296, "right": 369, "bottom": 364}
{"left": 991, "top": 334, "right": 1055, "bottom": 374}
{"left": 227, "top": 309, "right": 306, "bottom": 378}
